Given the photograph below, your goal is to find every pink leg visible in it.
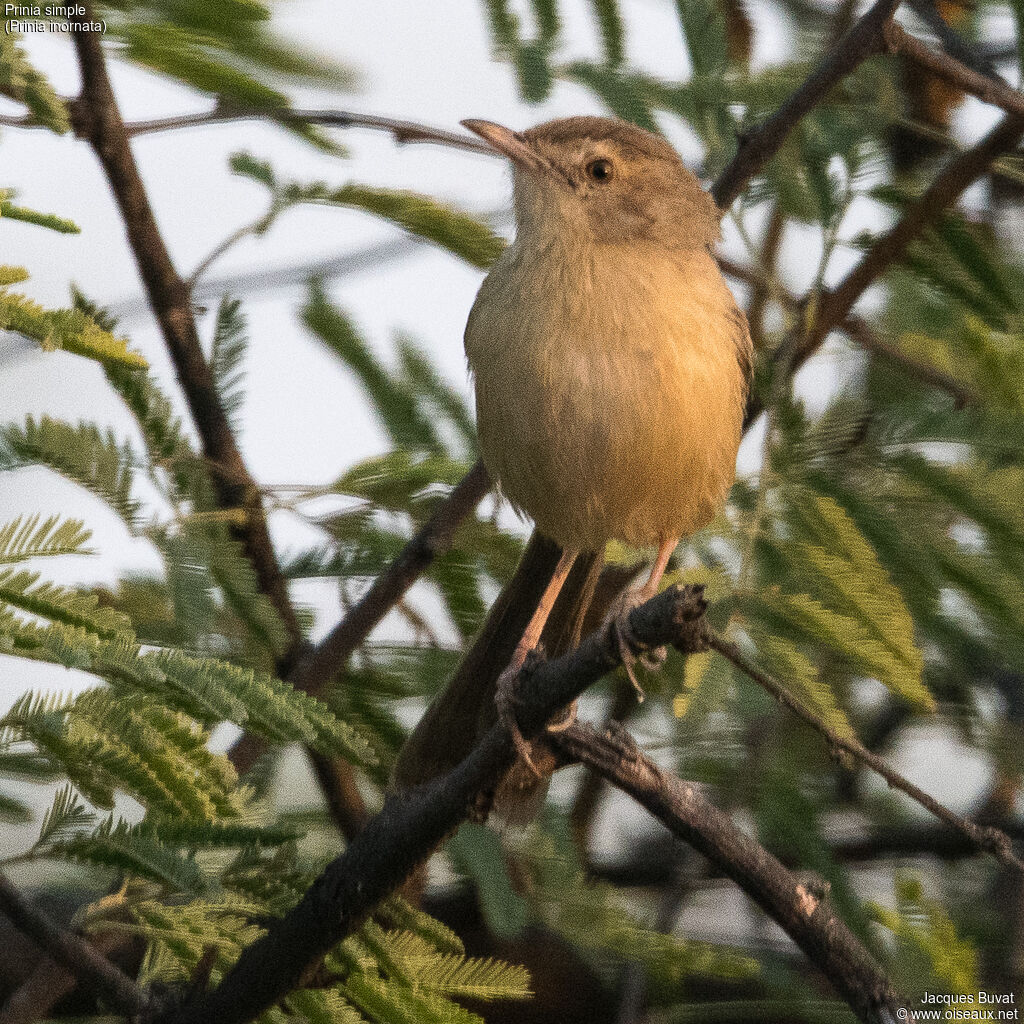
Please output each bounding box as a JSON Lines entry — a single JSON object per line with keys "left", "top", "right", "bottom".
{"left": 610, "top": 536, "right": 679, "bottom": 700}
{"left": 642, "top": 537, "right": 677, "bottom": 596}
{"left": 507, "top": 549, "right": 578, "bottom": 673}
{"left": 497, "top": 549, "right": 578, "bottom": 772}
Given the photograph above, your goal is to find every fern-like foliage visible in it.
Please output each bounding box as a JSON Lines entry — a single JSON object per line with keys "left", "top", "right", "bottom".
{"left": 0, "top": 278, "right": 146, "bottom": 369}
{"left": 210, "top": 296, "right": 249, "bottom": 432}
{"left": 0, "top": 515, "right": 93, "bottom": 564}
{"left": 0, "top": 31, "right": 70, "bottom": 131}
{"left": 0, "top": 416, "right": 141, "bottom": 524}
{"left": 523, "top": 826, "right": 758, "bottom": 991}
{"left": 868, "top": 876, "right": 979, "bottom": 997}
{"left": 230, "top": 153, "right": 506, "bottom": 270}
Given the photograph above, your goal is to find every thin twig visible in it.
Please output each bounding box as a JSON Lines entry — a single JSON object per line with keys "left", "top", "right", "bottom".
{"left": 0, "top": 100, "right": 495, "bottom": 155}
{"left": 126, "top": 106, "right": 495, "bottom": 154}
{"left": 186, "top": 212, "right": 274, "bottom": 292}
{"left": 705, "top": 629, "right": 1024, "bottom": 873}
{"left": 0, "top": 872, "right": 150, "bottom": 1019}
{"left": 884, "top": 22, "right": 1024, "bottom": 120}
{"left": 712, "top": 0, "right": 902, "bottom": 210}
{"left": 552, "top": 723, "right": 913, "bottom": 1024}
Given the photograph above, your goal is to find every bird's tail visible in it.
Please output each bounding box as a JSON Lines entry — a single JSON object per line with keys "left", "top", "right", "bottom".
{"left": 392, "top": 534, "right": 601, "bottom": 792}
{"left": 393, "top": 531, "right": 640, "bottom": 825}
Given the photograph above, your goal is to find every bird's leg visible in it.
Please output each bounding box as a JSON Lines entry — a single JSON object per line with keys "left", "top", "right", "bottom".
{"left": 609, "top": 536, "right": 678, "bottom": 700}
{"left": 495, "top": 549, "right": 578, "bottom": 775}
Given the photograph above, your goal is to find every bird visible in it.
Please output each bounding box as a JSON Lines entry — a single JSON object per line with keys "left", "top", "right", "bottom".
{"left": 460, "top": 116, "right": 751, "bottom": 768}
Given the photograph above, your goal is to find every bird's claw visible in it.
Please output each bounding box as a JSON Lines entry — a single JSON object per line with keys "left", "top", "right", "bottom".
{"left": 496, "top": 658, "right": 577, "bottom": 778}
{"left": 607, "top": 590, "right": 667, "bottom": 701}
{"left": 495, "top": 665, "right": 539, "bottom": 777}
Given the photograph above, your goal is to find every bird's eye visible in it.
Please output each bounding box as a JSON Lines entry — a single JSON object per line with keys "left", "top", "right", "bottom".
{"left": 586, "top": 158, "right": 614, "bottom": 182}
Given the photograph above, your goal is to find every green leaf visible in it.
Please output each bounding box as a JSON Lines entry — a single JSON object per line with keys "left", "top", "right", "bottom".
{"left": 140, "top": 818, "right": 301, "bottom": 850}
{"left": 868, "top": 875, "right": 979, "bottom": 996}
{"left": 306, "top": 184, "right": 506, "bottom": 270}
{"left": 782, "top": 488, "right": 930, "bottom": 710}
{"left": 590, "top": 0, "right": 626, "bottom": 66}
{"left": 230, "top": 152, "right": 277, "bottom": 189}
{"left": 331, "top": 452, "right": 470, "bottom": 513}
{"left": 395, "top": 334, "right": 478, "bottom": 457}
{"left": 0, "top": 417, "right": 140, "bottom": 524}
{"left": 0, "top": 792, "right": 31, "bottom": 823}
{"left": 35, "top": 784, "right": 97, "bottom": 847}
{"left": 0, "top": 265, "right": 29, "bottom": 286}
{"left": 447, "top": 824, "right": 528, "bottom": 939}
{"left": 675, "top": 0, "right": 728, "bottom": 78}
{"left": 0, "top": 570, "right": 135, "bottom": 639}
{"left": 0, "top": 32, "right": 70, "bottom": 132}
{"left": 209, "top": 296, "right": 248, "bottom": 432}
{"left": 0, "top": 198, "right": 79, "bottom": 234}
{"left": 745, "top": 629, "right": 856, "bottom": 741}
{"left": 0, "top": 289, "right": 146, "bottom": 369}
{"left": 389, "top": 936, "right": 532, "bottom": 1000}
{"left": 50, "top": 816, "right": 208, "bottom": 892}
{"left": 0, "top": 515, "right": 92, "bottom": 564}
{"left": 302, "top": 284, "right": 442, "bottom": 453}
{"left": 564, "top": 64, "right": 660, "bottom": 134}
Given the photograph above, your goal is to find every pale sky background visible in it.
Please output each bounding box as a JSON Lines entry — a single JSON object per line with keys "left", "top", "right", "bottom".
{"left": 0, "top": 0, "right": 1004, "bottom": 863}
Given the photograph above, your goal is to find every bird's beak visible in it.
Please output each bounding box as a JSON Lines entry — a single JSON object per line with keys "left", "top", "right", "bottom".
{"left": 461, "top": 119, "right": 555, "bottom": 177}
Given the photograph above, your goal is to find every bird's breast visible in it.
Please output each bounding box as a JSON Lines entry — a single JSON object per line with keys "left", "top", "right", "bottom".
{"left": 465, "top": 240, "right": 748, "bottom": 550}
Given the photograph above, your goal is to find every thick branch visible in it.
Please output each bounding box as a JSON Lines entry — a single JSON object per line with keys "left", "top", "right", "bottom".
{"left": 712, "top": 0, "right": 901, "bottom": 210}
{"left": 551, "top": 724, "right": 911, "bottom": 1024}
{"left": 706, "top": 631, "right": 1024, "bottom": 873}
{"left": 0, "top": 873, "right": 149, "bottom": 1019}
{"left": 154, "top": 585, "right": 709, "bottom": 1024}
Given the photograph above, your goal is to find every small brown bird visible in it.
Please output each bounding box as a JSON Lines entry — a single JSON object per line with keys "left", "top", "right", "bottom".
{"left": 459, "top": 116, "right": 751, "bottom": 765}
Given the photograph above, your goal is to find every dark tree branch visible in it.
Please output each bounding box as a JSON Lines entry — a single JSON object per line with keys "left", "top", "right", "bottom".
{"left": 0, "top": 873, "right": 149, "bottom": 1020}
{"left": 69, "top": 14, "right": 494, "bottom": 804}
{"left": 706, "top": 631, "right": 1024, "bottom": 873}
{"left": 152, "top": 585, "right": 710, "bottom": 1024}
{"left": 68, "top": 16, "right": 303, "bottom": 658}
{"left": 711, "top": 0, "right": 902, "bottom": 210}
{"left": 550, "top": 723, "right": 912, "bottom": 1024}
{"left": 67, "top": 8, "right": 380, "bottom": 841}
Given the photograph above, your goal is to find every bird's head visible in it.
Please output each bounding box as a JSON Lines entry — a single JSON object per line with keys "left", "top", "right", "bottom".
{"left": 462, "top": 115, "right": 720, "bottom": 251}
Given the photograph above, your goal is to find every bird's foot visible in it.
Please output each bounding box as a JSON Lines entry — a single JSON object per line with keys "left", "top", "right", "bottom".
{"left": 496, "top": 656, "right": 578, "bottom": 779}
{"left": 495, "top": 664, "right": 537, "bottom": 776}
{"left": 605, "top": 588, "right": 667, "bottom": 700}
{"left": 545, "top": 699, "right": 578, "bottom": 734}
